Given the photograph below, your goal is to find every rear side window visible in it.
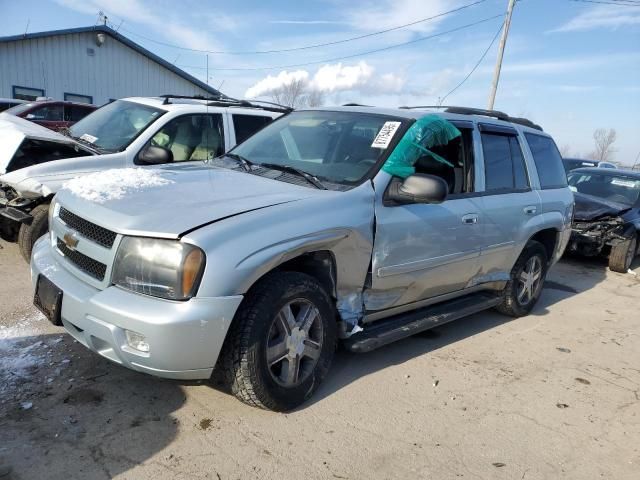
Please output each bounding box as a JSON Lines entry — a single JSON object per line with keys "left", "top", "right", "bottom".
{"left": 525, "top": 133, "right": 568, "bottom": 189}
{"left": 481, "top": 133, "right": 529, "bottom": 192}
{"left": 233, "top": 114, "right": 273, "bottom": 144}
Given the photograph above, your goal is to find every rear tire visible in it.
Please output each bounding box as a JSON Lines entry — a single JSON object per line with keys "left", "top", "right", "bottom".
{"left": 608, "top": 235, "right": 637, "bottom": 273}
{"left": 18, "top": 203, "right": 49, "bottom": 263}
{"left": 217, "top": 271, "right": 337, "bottom": 411}
{"left": 496, "top": 241, "right": 548, "bottom": 318}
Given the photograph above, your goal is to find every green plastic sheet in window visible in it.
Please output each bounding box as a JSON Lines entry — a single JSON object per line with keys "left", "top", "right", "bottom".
{"left": 382, "top": 114, "right": 461, "bottom": 178}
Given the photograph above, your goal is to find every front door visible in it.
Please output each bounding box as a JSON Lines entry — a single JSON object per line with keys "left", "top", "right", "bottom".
{"left": 367, "top": 184, "right": 483, "bottom": 312}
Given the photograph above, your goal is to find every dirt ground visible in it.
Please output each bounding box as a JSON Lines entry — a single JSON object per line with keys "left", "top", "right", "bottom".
{"left": 1, "top": 239, "right": 639, "bottom": 480}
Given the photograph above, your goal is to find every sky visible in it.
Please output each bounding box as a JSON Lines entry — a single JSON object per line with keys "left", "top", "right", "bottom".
{"left": 0, "top": 0, "right": 639, "bottom": 164}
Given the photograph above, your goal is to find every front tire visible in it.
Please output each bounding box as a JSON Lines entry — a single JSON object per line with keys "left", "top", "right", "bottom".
{"left": 218, "top": 272, "right": 337, "bottom": 411}
{"left": 18, "top": 203, "right": 49, "bottom": 263}
{"left": 608, "top": 235, "right": 637, "bottom": 273}
{"left": 496, "top": 241, "right": 548, "bottom": 317}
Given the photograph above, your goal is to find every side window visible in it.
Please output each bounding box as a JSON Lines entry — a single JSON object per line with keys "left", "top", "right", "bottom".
{"left": 524, "top": 133, "right": 568, "bottom": 189}
{"left": 233, "top": 114, "right": 273, "bottom": 144}
{"left": 145, "top": 114, "right": 224, "bottom": 162}
{"left": 413, "top": 128, "right": 474, "bottom": 195}
{"left": 66, "top": 105, "right": 93, "bottom": 122}
{"left": 481, "top": 132, "right": 529, "bottom": 192}
{"left": 27, "top": 104, "right": 63, "bottom": 121}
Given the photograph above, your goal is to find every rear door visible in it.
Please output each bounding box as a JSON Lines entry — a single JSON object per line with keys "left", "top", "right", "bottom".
{"left": 476, "top": 124, "right": 541, "bottom": 280}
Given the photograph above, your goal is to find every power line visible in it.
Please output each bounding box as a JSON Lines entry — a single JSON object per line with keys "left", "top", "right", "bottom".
{"left": 439, "top": 22, "right": 504, "bottom": 105}
{"left": 567, "top": 0, "right": 640, "bottom": 6}
{"left": 177, "top": 13, "right": 505, "bottom": 72}
{"left": 111, "top": 0, "right": 489, "bottom": 55}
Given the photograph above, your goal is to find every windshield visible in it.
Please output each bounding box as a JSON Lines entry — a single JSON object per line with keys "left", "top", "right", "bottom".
{"left": 5, "top": 103, "right": 36, "bottom": 116}
{"left": 69, "top": 100, "right": 164, "bottom": 151}
{"left": 229, "top": 110, "right": 408, "bottom": 185}
{"left": 568, "top": 172, "right": 640, "bottom": 206}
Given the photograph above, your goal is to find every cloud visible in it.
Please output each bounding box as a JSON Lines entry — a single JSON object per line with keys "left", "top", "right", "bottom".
{"left": 245, "top": 70, "right": 310, "bottom": 98}
{"left": 55, "top": 0, "right": 224, "bottom": 51}
{"left": 556, "top": 85, "right": 601, "bottom": 93}
{"left": 551, "top": 5, "right": 640, "bottom": 33}
{"left": 344, "top": 0, "right": 465, "bottom": 34}
{"left": 244, "top": 61, "right": 405, "bottom": 98}
{"left": 477, "top": 53, "right": 640, "bottom": 75}
{"left": 269, "top": 20, "right": 347, "bottom": 25}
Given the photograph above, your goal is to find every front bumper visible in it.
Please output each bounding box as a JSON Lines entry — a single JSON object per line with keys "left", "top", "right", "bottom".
{"left": 31, "top": 237, "right": 243, "bottom": 380}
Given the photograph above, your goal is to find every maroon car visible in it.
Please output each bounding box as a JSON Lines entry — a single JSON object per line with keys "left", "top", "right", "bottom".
{"left": 4, "top": 100, "right": 97, "bottom": 131}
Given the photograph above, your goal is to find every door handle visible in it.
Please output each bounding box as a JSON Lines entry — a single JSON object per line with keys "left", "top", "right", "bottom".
{"left": 524, "top": 205, "right": 537, "bottom": 215}
{"left": 462, "top": 214, "right": 479, "bottom": 225}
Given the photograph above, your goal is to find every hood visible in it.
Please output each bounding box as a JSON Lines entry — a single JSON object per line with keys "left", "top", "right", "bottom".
{"left": 0, "top": 112, "right": 95, "bottom": 175}
{"left": 573, "top": 191, "right": 631, "bottom": 221}
{"left": 55, "top": 163, "right": 326, "bottom": 238}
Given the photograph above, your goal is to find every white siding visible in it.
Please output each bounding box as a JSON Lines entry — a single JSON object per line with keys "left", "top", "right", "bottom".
{"left": 0, "top": 31, "right": 211, "bottom": 105}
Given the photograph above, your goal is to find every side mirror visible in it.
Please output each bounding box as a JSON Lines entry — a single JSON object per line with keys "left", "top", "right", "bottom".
{"left": 137, "top": 145, "right": 173, "bottom": 165}
{"left": 385, "top": 174, "right": 448, "bottom": 205}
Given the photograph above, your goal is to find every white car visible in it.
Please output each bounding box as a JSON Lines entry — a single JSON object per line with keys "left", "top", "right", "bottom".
{"left": 0, "top": 96, "right": 286, "bottom": 260}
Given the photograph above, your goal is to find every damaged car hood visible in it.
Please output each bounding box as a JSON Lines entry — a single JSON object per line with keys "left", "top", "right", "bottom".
{"left": 573, "top": 192, "right": 631, "bottom": 221}
{"left": 54, "top": 163, "right": 325, "bottom": 238}
{"left": 0, "top": 113, "right": 86, "bottom": 174}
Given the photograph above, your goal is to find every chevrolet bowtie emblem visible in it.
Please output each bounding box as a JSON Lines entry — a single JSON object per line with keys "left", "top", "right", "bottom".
{"left": 63, "top": 232, "right": 79, "bottom": 250}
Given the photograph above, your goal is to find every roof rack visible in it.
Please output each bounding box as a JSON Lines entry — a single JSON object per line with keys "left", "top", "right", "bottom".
{"left": 159, "top": 94, "right": 292, "bottom": 113}
{"left": 342, "top": 103, "right": 373, "bottom": 107}
{"left": 397, "top": 105, "right": 543, "bottom": 131}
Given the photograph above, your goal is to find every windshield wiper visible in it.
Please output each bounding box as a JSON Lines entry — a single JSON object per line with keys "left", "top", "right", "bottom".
{"left": 259, "top": 163, "right": 327, "bottom": 190}
{"left": 224, "top": 153, "right": 254, "bottom": 172}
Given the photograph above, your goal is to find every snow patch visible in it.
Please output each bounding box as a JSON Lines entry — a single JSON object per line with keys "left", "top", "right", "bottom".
{"left": 63, "top": 168, "right": 173, "bottom": 204}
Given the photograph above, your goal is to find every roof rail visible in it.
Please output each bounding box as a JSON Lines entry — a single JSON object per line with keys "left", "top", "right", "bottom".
{"left": 160, "top": 94, "right": 292, "bottom": 113}
{"left": 342, "top": 103, "right": 373, "bottom": 107}
{"left": 397, "top": 105, "right": 543, "bottom": 131}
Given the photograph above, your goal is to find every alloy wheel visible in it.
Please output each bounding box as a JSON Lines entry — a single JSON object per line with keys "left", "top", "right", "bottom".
{"left": 517, "top": 255, "right": 543, "bottom": 306}
{"left": 266, "top": 299, "right": 324, "bottom": 388}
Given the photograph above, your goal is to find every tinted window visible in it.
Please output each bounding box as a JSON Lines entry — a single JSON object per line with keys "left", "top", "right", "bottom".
{"left": 568, "top": 173, "right": 640, "bottom": 207}
{"left": 233, "top": 114, "right": 272, "bottom": 144}
{"left": 67, "top": 105, "right": 94, "bottom": 122}
{"left": 525, "top": 133, "right": 567, "bottom": 188}
{"left": 144, "top": 114, "right": 224, "bottom": 162}
{"left": 482, "top": 133, "right": 529, "bottom": 191}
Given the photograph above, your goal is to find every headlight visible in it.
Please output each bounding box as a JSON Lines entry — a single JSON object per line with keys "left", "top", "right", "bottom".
{"left": 112, "top": 237, "right": 205, "bottom": 300}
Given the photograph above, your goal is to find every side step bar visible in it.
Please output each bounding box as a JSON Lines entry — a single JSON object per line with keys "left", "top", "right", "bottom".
{"left": 344, "top": 292, "right": 501, "bottom": 353}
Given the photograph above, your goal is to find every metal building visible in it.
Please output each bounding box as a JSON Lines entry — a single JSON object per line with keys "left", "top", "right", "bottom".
{"left": 0, "top": 25, "right": 220, "bottom": 105}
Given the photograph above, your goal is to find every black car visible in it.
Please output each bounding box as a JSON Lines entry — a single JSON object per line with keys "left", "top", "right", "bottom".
{"left": 567, "top": 168, "right": 640, "bottom": 272}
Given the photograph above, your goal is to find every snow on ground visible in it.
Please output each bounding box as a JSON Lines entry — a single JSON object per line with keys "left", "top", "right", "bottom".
{"left": 63, "top": 168, "right": 173, "bottom": 204}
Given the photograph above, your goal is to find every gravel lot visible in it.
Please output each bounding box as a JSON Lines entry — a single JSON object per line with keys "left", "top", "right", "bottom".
{"left": 1, "top": 239, "right": 639, "bottom": 480}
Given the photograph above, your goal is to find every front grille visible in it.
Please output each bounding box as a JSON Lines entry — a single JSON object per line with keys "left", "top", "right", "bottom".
{"left": 59, "top": 207, "right": 117, "bottom": 248}
{"left": 57, "top": 238, "right": 107, "bottom": 281}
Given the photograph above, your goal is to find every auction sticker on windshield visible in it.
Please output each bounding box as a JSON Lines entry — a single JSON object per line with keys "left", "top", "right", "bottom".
{"left": 80, "top": 133, "right": 98, "bottom": 143}
{"left": 371, "top": 121, "right": 401, "bottom": 149}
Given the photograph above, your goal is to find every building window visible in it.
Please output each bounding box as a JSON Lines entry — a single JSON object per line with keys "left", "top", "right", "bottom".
{"left": 13, "top": 86, "right": 45, "bottom": 101}
{"left": 64, "top": 93, "right": 93, "bottom": 104}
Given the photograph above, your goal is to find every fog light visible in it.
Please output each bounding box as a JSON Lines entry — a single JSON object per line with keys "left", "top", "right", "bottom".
{"left": 125, "top": 330, "right": 150, "bottom": 353}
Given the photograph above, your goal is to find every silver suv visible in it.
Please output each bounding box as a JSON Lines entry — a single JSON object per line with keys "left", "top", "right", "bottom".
{"left": 0, "top": 95, "right": 284, "bottom": 261}
{"left": 30, "top": 106, "right": 574, "bottom": 411}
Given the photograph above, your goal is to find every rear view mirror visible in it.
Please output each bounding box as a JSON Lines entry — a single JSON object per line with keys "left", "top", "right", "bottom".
{"left": 137, "top": 146, "right": 173, "bottom": 165}
{"left": 385, "top": 174, "right": 448, "bottom": 205}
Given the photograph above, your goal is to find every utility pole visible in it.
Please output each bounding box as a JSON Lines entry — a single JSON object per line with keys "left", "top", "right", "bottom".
{"left": 487, "top": 0, "right": 516, "bottom": 111}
